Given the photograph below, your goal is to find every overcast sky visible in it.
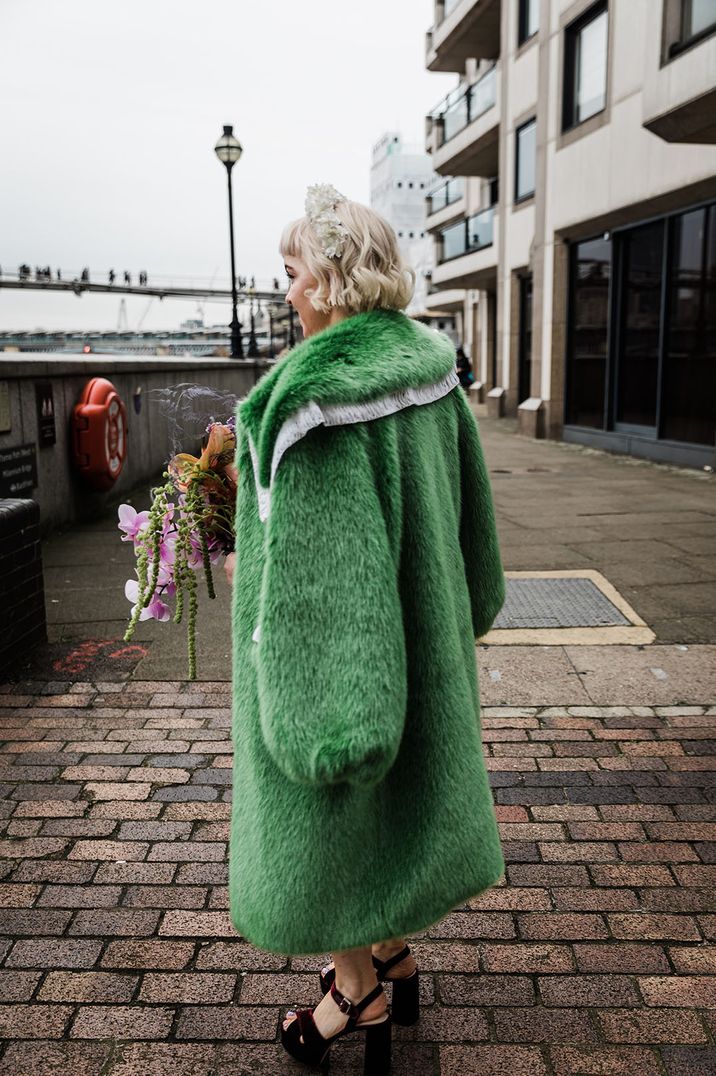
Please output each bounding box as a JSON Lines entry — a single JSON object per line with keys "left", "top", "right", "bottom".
{"left": 0, "top": 0, "right": 453, "bottom": 333}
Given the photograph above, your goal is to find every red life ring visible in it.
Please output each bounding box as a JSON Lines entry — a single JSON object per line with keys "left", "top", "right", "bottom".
{"left": 72, "top": 377, "right": 128, "bottom": 490}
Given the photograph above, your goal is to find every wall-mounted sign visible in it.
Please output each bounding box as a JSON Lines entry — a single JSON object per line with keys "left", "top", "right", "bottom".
{"left": 35, "top": 381, "right": 56, "bottom": 446}
{"left": 0, "top": 443, "right": 38, "bottom": 497}
{"left": 0, "top": 382, "right": 10, "bottom": 433}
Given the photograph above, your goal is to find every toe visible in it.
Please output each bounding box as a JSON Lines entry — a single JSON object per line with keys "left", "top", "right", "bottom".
{"left": 281, "top": 1014, "right": 303, "bottom": 1044}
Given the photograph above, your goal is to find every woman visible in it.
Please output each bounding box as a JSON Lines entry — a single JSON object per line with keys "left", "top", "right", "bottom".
{"left": 224, "top": 184, "right": 505, "bottom": 1073}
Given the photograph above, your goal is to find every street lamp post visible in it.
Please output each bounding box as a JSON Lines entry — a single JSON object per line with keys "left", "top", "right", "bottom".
{"left": 213, "top": 125, "right": 243, "bottom": 359}
{"left": 247, "top": 289, "right": 259, "bottom": 357}
{"left": 288, "top": 304, "right": 296, "bottom": 348}
{"left": 268, "top": 305, "right": 275, "bottom": 358}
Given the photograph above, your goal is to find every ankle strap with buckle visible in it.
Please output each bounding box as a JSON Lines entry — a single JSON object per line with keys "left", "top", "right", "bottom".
{"left": 329, "top": 980, "right": 383, "bottom": 1022}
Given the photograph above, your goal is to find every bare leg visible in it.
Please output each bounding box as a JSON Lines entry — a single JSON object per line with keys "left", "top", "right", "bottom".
{"left": 321, "top": 935, "right": 417, "bottom": 981}
{"left": 283, "top": 944, "right": 387, "bottom": 1041}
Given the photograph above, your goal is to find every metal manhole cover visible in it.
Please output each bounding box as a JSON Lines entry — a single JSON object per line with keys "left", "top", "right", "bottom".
{"left": 493, "top": 577, "right": 631, "bottom": 629}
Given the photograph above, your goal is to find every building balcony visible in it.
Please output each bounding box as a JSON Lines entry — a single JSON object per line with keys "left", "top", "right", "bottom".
{"left": 425, "top": 177, "right": 466, "bottom": 231}
{"left": 432, "top": 205, "right": 498, "bottom": 289}
{"left": 425, "top": 286, "right": 466, "bottom": 313}
{"left": 426, "top": 0, "right": 501, "bottom": 73}
{"left": 642, "top": 13, "right": 716, "bottom": 143}
{"left": 426, "top": 66, "right": 499, "bottom": 177}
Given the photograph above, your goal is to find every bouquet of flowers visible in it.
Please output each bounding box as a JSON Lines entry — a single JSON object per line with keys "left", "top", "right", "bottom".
{"left": 118, "top": 416, "right": 237, "bottom": 680}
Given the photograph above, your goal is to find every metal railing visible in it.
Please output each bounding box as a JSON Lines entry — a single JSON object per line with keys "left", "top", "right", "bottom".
{"left": 438, "top": 205, "right": 495, "bottom": 263}
{"left": 427, "top": 178, "right": 465, "bottom": 214}
{"left": 430, "top": 65, "right": 497, "bottom": 148}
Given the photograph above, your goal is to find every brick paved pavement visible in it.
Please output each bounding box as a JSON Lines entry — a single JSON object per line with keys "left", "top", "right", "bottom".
{"left": 1, "top": 681, "right": 715, "bottom": 1074}
{"left": 2, "top": 415, "right": 715, "bottom": 1072}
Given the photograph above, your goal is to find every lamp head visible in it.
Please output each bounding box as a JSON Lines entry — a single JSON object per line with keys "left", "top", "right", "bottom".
{"left": 214, "top": 125, "right": 243, "bottom": 167}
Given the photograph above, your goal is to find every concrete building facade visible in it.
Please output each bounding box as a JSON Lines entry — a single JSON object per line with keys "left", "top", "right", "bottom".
{"left": 370, "top": 132, "right": 440, "bottom": 316}
{"left": 424, "top": 0, "right": 716, "bottom": 467}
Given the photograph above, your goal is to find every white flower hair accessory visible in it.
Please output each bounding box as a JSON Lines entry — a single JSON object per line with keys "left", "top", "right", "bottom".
{"left": 305, "top": 182, "right": 348, "bottom": 259}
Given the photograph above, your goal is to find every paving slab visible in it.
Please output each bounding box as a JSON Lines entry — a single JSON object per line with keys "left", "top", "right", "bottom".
{"left": 563, "top": 644, "right": 716, "bottom": 706}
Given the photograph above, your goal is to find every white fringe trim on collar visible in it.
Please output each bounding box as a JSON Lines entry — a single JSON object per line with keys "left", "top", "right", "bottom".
{"left": 247, "top": 368, "right": 460, "bottom": 523}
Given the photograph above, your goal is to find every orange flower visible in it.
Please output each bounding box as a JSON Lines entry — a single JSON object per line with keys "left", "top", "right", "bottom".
{"left": 167, "top": 452, "right": 200, "bottom": 492}
{"left": 167, "top": 424, "right": 237, "bottom": 493}
{"left": 198, "top": 423, "right": 236, "bottom": 472}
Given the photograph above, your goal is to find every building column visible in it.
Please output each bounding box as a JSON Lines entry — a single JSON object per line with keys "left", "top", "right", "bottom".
{"left": 517, "top": 0, "right": 551, "bottom": 440}
{"left": 487, "top": 3, "right": 512, "bottom": 421}
{"left": 486, "top": 271, "right": 508, "bottom": 417}
{"left": 544, "top": 237, "right": 569, "bottom": 439}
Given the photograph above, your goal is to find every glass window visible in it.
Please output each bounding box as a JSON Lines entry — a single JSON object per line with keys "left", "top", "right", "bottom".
{"left": 563, "top": 3, "right": 608, "bottom": 130}
{"left": 662, "top": 205, "right": 716, "bottom": 445}
{"left": 442, "top": 90, "right": 469, "bottom": 143}
{"left": 566, "top": 237, "right": 611, "bottom": 428}
{"left": 440, "top": 220, "right": 467, "bottom": 261}
{"left": 467, "top": 206, "right": 495, "bottom": 251}
{"left": 515, "top": 118, "right": 536, "bottom": 202}
{"left": 683, "top": 0, "right": 716, "bottom": 39}
{"left": 616, "top": 221, "right": 663, "bottom": 428}
{"left": 468, "top": 65, "right": 497, "bottom": 122}
{"left": 518, "top": 0, "right": 539, "bottom": 44}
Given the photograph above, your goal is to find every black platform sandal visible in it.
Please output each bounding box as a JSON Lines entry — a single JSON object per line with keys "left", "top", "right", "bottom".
{"left": 281, "top": 979, "right": 392, "bottom": 1074}
{"left": 319, "top": 944, "right": 420, "bottom": 1026}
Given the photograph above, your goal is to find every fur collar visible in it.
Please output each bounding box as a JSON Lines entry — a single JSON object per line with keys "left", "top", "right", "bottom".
{"left": 238, "top": 308, "right": 457, "bottom": 490}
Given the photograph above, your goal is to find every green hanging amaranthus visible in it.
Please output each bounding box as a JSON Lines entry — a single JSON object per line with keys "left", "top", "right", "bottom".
{"left": 119, "top": 420, "right": 237, "bottom": 681}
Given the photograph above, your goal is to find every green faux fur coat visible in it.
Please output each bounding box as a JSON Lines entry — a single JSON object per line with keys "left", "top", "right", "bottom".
{"left": 229, "top": 307, "right": 506, "bottom": 955}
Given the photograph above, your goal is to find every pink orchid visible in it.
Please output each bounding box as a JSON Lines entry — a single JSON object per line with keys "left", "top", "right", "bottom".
{"left": 118, "top": 504, "right": 150, "bottom": 543}
{"left": 124, "top": 578, "right": 172, "bottom": 622}
{"left": 120, "top": 413, "right": 237, "bottom": 680}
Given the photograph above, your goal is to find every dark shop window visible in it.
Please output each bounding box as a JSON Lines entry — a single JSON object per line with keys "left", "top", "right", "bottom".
{"left": 563, "top": 2, "right": 608, "bottom": 131}
{"left": 518, "top": 274, "right": 533, "bottom": 404}
{"left": 615, "top": 221, "right": 664, "bottom": 428}
{"left": 566, "top": 237, "right": 611, "bottom": 428}
{"left": 662, "top": 205, "right": 716, "bottom": 445}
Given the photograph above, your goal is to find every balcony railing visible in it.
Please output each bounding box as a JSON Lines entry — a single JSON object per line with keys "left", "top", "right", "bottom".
{"left": 430, "top": 65, "right": 497, "bottom": 147}
{"left": 427, "top": 177, "right": 465, "bottom": 213}
{"left": 438, "top": 205, "right": 495, "bottom": 262}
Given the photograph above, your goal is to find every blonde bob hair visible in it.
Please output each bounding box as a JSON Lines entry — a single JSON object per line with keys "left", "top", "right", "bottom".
{"left": 279, "top": 199, "right": 416, "bottom": 315}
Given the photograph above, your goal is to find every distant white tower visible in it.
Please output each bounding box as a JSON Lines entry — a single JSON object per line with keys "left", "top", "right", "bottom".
{"left": 370, "top": 132, "right": 438, "bottom": 316}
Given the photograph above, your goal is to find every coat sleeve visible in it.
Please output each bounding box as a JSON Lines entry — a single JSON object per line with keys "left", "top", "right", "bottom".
{"left": 454, "top": 391, "right": 506, "bottom": 639}
{"left": 253, "top": 422, "right": 408, "bottom": 788}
